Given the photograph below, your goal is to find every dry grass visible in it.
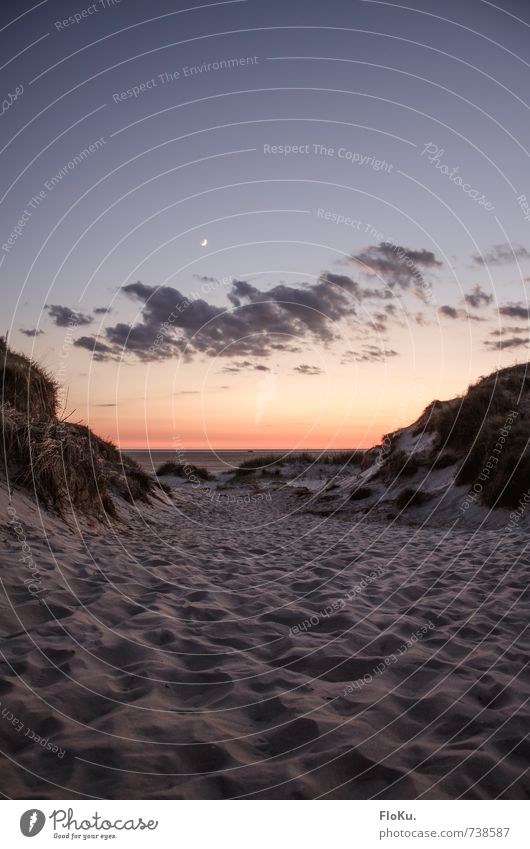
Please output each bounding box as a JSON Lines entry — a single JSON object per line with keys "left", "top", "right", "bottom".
{"left": 0, "top": 336, "right": 58, "bottom": 420}
{"left": 156, "top": 461, "right": 211, "bottom": 480}
{"left": 430, "top": 370, "right": 523, "bottom": 452}
{"left": 395, "top": 487, "right": 431, "bottom": 510}
{"left": 1, "top": 340, "right": 153, "bottom": 517}
{"left": 235, "top": 450, "right": 364, "bottom": 477}
{"left": 349, "top": 485, "right": 373, "bottom": 501}
{"left": 378, "top": 448, "right": 419, "bottom": 483}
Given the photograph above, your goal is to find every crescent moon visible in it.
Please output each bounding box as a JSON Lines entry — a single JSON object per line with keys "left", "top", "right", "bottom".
{"left": 201, "top": 238, "right": 208, "bottom": 247}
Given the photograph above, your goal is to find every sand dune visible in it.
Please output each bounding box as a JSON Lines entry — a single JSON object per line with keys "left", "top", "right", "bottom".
{"left": 1, "top": 480, "right": 529, "bottom": 799}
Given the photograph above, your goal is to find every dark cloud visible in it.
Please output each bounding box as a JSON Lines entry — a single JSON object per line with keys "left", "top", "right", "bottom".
{"left": 89, "top": 277, "right": 358, "bottom": 362}
{"left": 46, "top": 305, "right": 93, "bottom": 327}
{"left": 318, "top": 272, "right": 362, "bottom": 299}
{"left": 293, "top": 364, "right": 323, "bottom": 375}
{"left": 498, "top": 304, "right": 530, "bottom": 319}
{"left": 226, "top": 278, "right": 356, "bottom": 335}
{"left": 439, "top": 305, "right": 459, "bottom": 319}
{"left": 490, "top": 326, "right": 529, "bottom": 336}
{"left": 19, "top": 328, "right": 44, "bottom": 337}
{"left": 342, "top": 242, "right": 441, "bottom": 298}
{"left": 484, "top": 336, "right": 530, "bottom": 351}
{"left": 438, "top": 305, "right": 484, "bottom": 321}
{"left": 193, "top": 274, "right": 218, "bottom": 283}
{"left": 473, "top": 243, "right": 530, "bottom": 266}
{"left": 222, "top": 360, "right": 271, "bottom": 373}
{"left": 95, "top": 402, "right": 117, "bottom": 407}
{"left": 93, "top": 306, "right": 112, "bottom": 315}
{"left": 342, "top": 345, "right": 398, "bottom": 363}
{"left": 73, "top": 336, "right": 117, "bottom": 361}
{"left": 464, "top": 285, "right": 493, "bottom": 309}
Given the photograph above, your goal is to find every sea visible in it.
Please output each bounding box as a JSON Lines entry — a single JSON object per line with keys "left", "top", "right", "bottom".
{"left": 123, "top": 449, "right": 348, "bottom": 474}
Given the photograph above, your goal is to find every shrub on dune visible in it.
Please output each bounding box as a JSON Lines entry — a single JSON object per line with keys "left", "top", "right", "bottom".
{"left": 378, "top": 448, "right": 419, "bottom": 483}
{"left": 235, "top": 450, "right": 364, "bottom": 477}
{"left": 395, "top": 487, "right": 431, "bottom": 510}
{"left": 0, "top": 336, "right": 58, "bottom": 420}
{"left": 349, "top": 485, "right": 373, "bottom": 501}
{"left": 483, "top": 449, "right": 530, "bottom": 508}
{"left": 431, "top": 369, "right": 521, "bottom": 452}
{"left": 156, "top": 461, "right": 211, "bottom": 480}
{"left": 0, "top": 339, "right": 153, "bottom": 517}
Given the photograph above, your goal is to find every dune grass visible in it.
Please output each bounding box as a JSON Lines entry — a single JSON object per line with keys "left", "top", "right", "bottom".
{"left": 349, "top": 485, "right": 373, "bottom": 501}
{"left": 429, "top": 369, "right": 522, "bottom": 452}
{"left": 0, "top": 335, "right": 58, "bottom": 420}
{"left": 235, "top": 450, "right": 364, "bottom": 475}
{"left": 1, "top": 339, "right": 153, "bottom": 516}
{"left": 378, "top": 448, "right": 419, "bottom": 483}
{"left": 454, "top": 416, "right": 530, "bottom": 508}
{"left": 395, "top": 486, "right": 431, "bottom": 510}
{"left": 156, "top": 460, "right": 211, "bottom": 481}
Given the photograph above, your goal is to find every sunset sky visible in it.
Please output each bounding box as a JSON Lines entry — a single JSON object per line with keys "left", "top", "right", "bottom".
{"left": 3, "top": 0, "right": 530, "bottom": 448}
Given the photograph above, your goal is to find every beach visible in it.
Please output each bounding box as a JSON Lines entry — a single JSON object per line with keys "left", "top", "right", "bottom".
{"left": 1, "top": 479, "right": 528, "bottom": 800}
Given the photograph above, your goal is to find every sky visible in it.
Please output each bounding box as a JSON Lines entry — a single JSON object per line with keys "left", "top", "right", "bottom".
{"left": 2, "top": 0, "right": 530, "bottom": 448}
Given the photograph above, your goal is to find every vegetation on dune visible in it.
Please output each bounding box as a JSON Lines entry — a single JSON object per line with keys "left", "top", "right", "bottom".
{"left": 320, "top": 450, "right": 364, "bottom": 465}
{"left": 431, "top": 450, "right": 460, "bottom": 470}
{"left": 377, "top": 448, "right": 419, "bottom": 483}
{"left": 432, "top": 367, "right": 530, "bottom": 508}
{"left": 379, "top": 364, "right": 530, "bottom": 510}
{"left": 1, "top": 338, "right": 153, "bottom": 517}
{"left": 156, "top": 460, "right": 211, "bottom": 481}
{"left": 484, "top": 449, "right": 530, "bottom": 508}
{"left": 348, "top": 485, "right": 373, "bottom": 501}
{"left": 395, "top": 487, "right": 432, "bottom": 511}
{"left": 236, "top": 452, "right": 311, "bottom": 472}
{"left": 0, "top": 336, "right": 58, "bottom": 420}
{"left": 234, "top": 450, "right": 364, "bottom": 476}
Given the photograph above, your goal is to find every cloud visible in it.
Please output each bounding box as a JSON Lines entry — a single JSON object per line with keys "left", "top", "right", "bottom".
{"left": 89, "top": 277, "right": 359, "bottom": 362}
{"left": 73, "top": 336, "right": 117, "bottom": 361}
{"left": 484, "top": 336, "right": 530, "bottom": 350}
{"left": 439, "top": 305, "right": 459, "bottom": 319}
{"left": 95, "top": 402, "right": 117, "bottom": 407}
{"left": 438, "top": 305, "right": 484, "bottom": 321}
{"left": 341, "top": 242, "right": 441, "bottom": 297}
{"left": 293, "top": 364, "right": 323, "bottom": 375}
{"left": 222, "top": 360, "right": 271, "bottom": 373}
{"left": 342, "top": 345, "right": 398, "bottom": 363}
{"left": 318, "top": 272, "right": 362, "bottom": 299}
{"left": 19, "top": 328, "right": 44, "bottom": 337}
{"left": 46, "top": 305, "right": 93, "bottom": 327}
{"left": 473, "top": 243, "right": 530, "bottom": 266}
{"left": 193, "top": 274, "right": 218, "bottom": 283}
{"left": 93, "top": 306, "right": 112, "bottom": 315}
{"left": 464, "top": 285, "right": 493, "bottom": 309}
{"left": 490, "top": 326, "right": 529, "bottom": 336}
{"left": 498, "top": 304, "right": 530, "bottom": 319}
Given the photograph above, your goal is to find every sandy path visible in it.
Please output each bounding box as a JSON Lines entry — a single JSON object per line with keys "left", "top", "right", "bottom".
{"left": 0, "top": 485, "right": 529, "bottom": 799}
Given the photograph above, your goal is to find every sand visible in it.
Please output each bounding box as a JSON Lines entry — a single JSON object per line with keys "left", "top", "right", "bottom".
{"left": 0, "top": 479, "right": 529, "bottom": 799}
